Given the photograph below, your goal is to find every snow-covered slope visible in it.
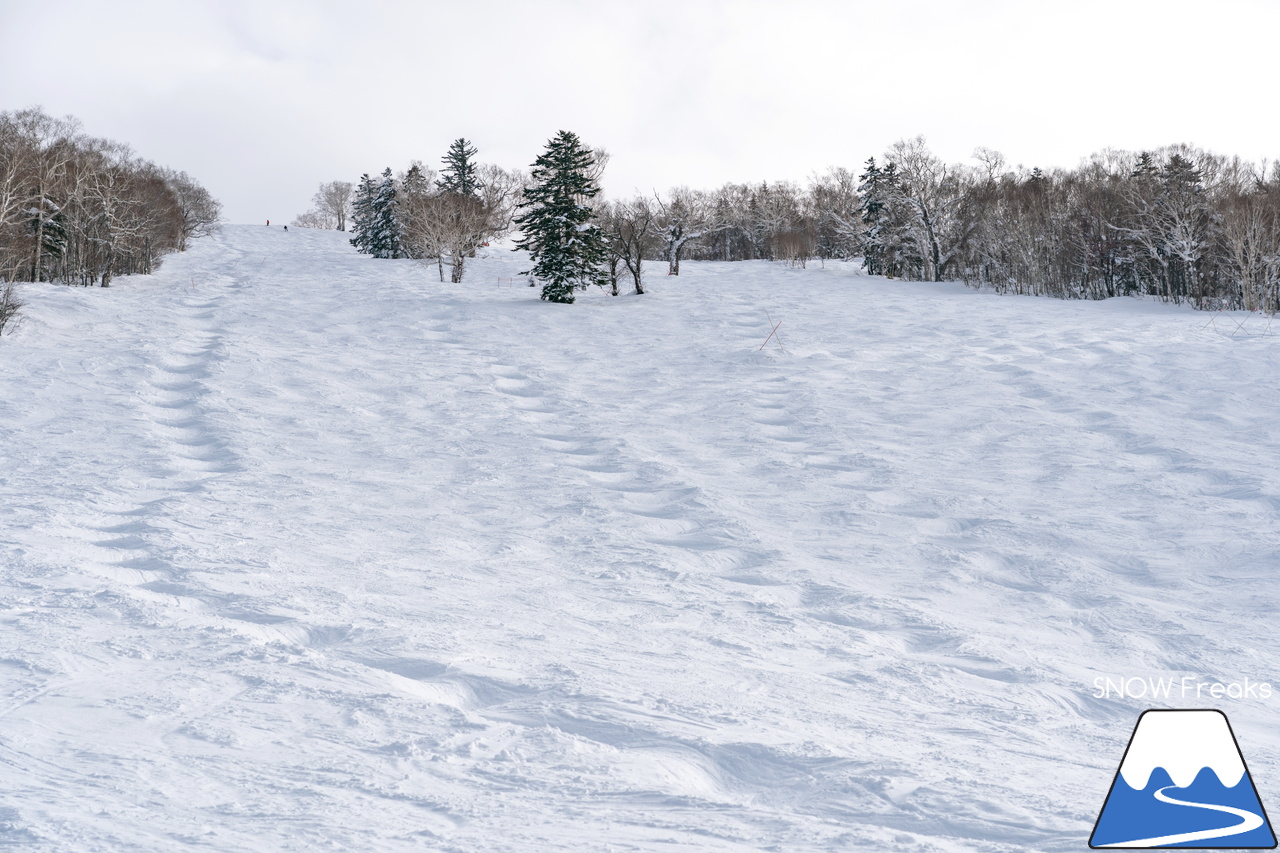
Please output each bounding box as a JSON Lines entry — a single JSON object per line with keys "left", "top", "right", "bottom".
{"left": 2, "top": 225, "right": 1279, "bottom": 851}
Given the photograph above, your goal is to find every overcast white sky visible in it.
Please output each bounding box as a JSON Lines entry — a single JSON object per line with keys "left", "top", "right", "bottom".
{"left": 2, "top": 0, "right": 1275, "bottom": 223}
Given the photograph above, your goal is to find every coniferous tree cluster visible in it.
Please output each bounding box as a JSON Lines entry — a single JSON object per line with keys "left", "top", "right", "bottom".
{"left": 349, "top": 168, "right": 402, "bottom": 259}
{"left": 342, "top": 140, "right": 524, "bottom": 283}
{"left": 0, "top": 107, "right": 221, "bottom": 287}
{"left": 857, "top": 157, "right": 898, "bottom": 276}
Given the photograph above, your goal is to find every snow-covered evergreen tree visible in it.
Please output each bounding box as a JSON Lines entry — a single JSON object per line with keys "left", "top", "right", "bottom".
{"left": 1131, "top": 151, "right": 1158, "bottom": 180}
{"left": 437, "top": 139, "right": 481, "bottom": 198}
{"left": 368, "top": 168, "right": 402, "bottom": 259}
{"left": 28, "top": 198, "right": 68, "bottom": 268}
{"left": 348, "top": 173, "right": 377, "bottom": 255}
{"left": 349, "top": 169, "right": 401, "bottom": 259}
{"left": 858, "top": 158, "right": 887, "bottom": 275}
{"left": 513, "top": 130, "right": 608, "bottom": 303}
{"left": 878, "top": 160, "right": 917, "bottom": 278}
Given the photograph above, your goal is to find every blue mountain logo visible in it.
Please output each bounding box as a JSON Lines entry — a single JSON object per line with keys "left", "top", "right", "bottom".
{"left": 1091, "top": 709, "right": 1276, "bottom": 848}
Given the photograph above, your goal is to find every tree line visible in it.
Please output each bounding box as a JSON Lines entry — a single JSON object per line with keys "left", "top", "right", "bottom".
{"left": 0, "top": 107, "right": 221, "bottom": 289}
{"left": 860, "top": 138, "right": 1280, "bottom": 312}
{"left": 298, "top": 133, "right": 1280, "bottom": 312}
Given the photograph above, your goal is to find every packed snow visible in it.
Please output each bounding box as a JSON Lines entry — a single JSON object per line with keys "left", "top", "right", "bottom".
{"left": 2, "top": 225, "right": 1279, "bottom": 851}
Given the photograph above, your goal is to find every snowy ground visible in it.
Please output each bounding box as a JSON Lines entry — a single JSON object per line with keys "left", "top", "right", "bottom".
{"left": 2, "top": 225, "right": 1279, "bottom": 852}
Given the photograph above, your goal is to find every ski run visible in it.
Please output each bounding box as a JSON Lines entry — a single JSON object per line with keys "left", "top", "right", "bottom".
{"left": 2, "top": 224, "right": 1279, "bottom": 852}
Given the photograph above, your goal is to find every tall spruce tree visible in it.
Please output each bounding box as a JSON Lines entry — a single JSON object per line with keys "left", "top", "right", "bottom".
{"left": 349, "top": 173, "right": 377, "bottom": 255}
{"left": 1132, "top": 151, "right": 1158, "bottom": 180}
{"left": 878, "top": 161, "right": 908, "bottom": 278}
{"left": 513, "top": 130, "right": 608, "bottom": 303}
{"left": 402, "top": 163, "right": 432, "bottom": 202}
{"left": 28, "top": 199, "right": 68, "bottom": 274}
{"left": 437, "top": 138, "right": 481, "bottom": 197}
{"left": 369, "top": 168, "right": 402, "bottom": 259}
{"left": 858, "top": 157, "right": 887, "bottom": 275}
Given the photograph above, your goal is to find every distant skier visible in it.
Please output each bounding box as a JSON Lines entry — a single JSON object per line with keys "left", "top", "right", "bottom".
{"left": 283, "top": 226, "right": 288, "bottom": 231}
{"left": 266, "top": 220, "right": 270, "bottom": 226}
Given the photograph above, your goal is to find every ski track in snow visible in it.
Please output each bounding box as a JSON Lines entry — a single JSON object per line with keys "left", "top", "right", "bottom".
{"left": 1, "top": 226, "right": 1279, "bottom": 851}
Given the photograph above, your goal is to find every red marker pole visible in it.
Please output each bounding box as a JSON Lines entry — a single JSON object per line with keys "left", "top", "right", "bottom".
{"left": 759, "top": 319, "right": 782, "bottom": 350}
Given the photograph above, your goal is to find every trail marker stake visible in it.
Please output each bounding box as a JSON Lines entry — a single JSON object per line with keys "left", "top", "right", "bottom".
{"left": 759, "top": 312, "right": 784, "bottom": 351}
{"left": 1202, "top": 308, "right": 1276, "bottom": 338}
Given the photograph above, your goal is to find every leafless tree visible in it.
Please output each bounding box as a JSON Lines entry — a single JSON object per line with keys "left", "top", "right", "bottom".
{"left": 773, "top": 229, "right": 816, "bottom": 268}
{"left": 586, "top": 148, "right": 610, "bottom": 189}
{"left": 885, "top": 136, "right": 980, "bottom": 282}
{"left": 396, "top": 161, "right": 523, "bottom": 282}
{"left": 407, "top": 192, "right": 495, "bottom": 283}
{"left": 1217, "top": 175, "right": 1280, "bottom": 312}
{"left": 398, "top": 185, "right": 445, "bottom": 278}
{"left": 654, "top": 187, "right": 710, "bottom": 275}
{"left": 0, "top": 109, "right": 82, "bottom": 283}
{"left": 291, "top": 180, "right": 353, "bottom": 231}
{"left": 608, "top": 196, "right": 659, "bottom": 294}
{"left": 476, "top": 163, "right": 526, "bottom": 238}
{"left": 808, "top": 167, "right": 862, "bottom": 260}
{"left": 0, "top": 116, "right": 33, "bottom": 282}
{"left": 291, "top": 210, "right": 333, "bottom": 229}
{"left": 163, "top": 168, "right": 222, "bottom": 249}
{"left": 0, "top": 282, "right": 21, "bottom": 335}
{"left": 316, "top": 180, "right": 353, "bottom": 231}
{"left": 0, "top": 107, "right": 217, "bottom": 287}
{"left": 597, "top": 201, "right": 626, "bottom": 295}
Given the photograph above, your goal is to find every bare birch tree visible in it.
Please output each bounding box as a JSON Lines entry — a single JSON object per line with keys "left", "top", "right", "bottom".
{"left": 0, "top": 107, "right": 218, "bottom": 287}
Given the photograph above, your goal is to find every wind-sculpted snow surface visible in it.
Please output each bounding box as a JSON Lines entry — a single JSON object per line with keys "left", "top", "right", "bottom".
{"left": 2, "top": 225, "right": 1280, "bottom": 851}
